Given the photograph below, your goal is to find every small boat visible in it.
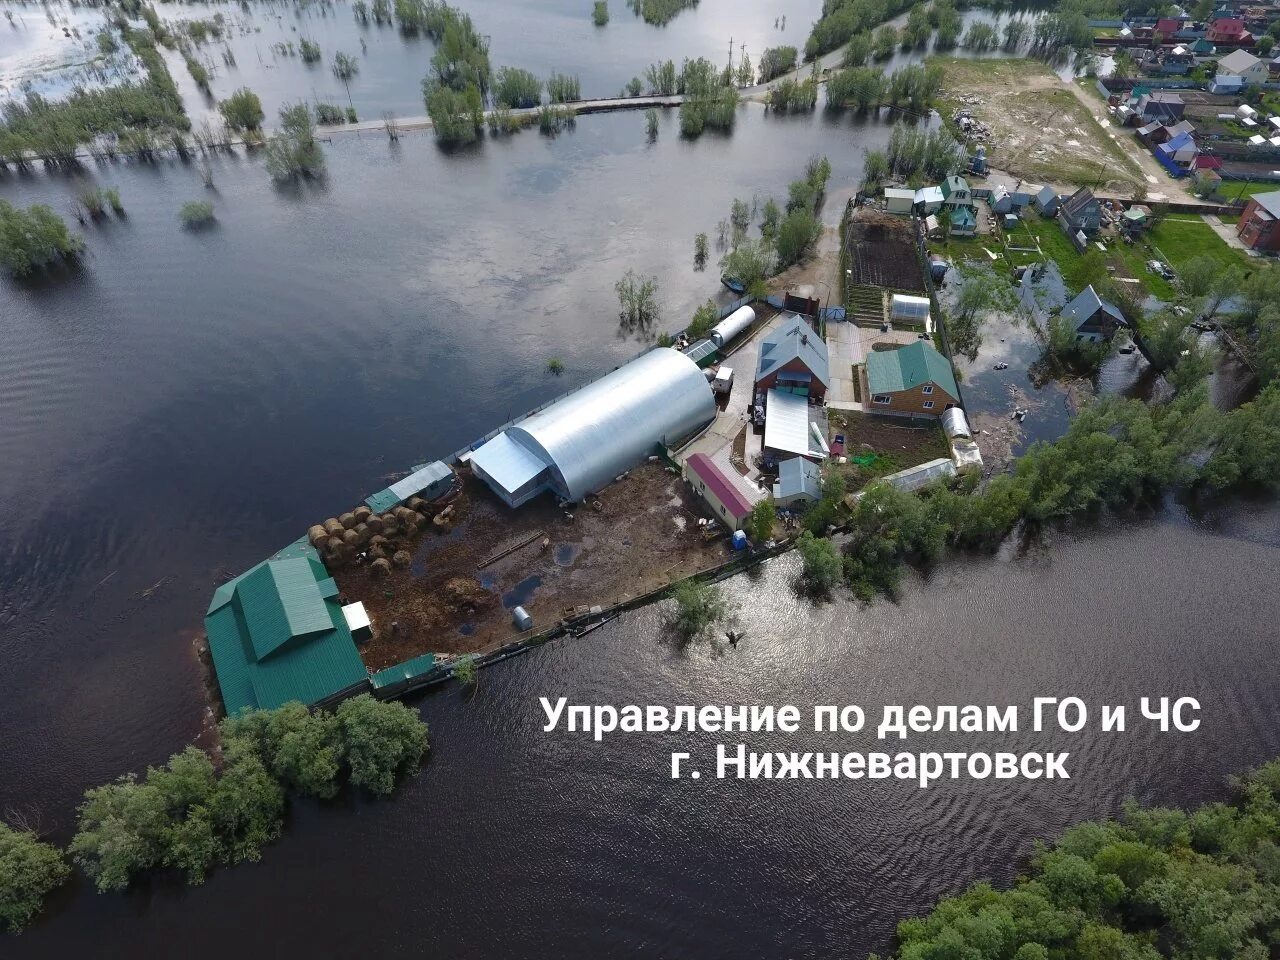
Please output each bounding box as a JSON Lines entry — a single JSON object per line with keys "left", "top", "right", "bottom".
{"left": 720, "top": 275, "right": 746, "bottom": 294}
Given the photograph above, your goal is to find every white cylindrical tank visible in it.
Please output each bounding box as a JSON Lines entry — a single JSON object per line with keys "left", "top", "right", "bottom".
{"left": 709, "top": 305, "right": 756, "bottom": 348}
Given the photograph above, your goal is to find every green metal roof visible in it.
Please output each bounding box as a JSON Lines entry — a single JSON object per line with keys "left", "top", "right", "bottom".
{"left": 866, "top": 341, "right": 959, "bottom": 400}
{"left": 682, "top": 339, "right": 719, "bottom": 368}
{"left": 370, "top": 653, "right": 438, "bottom": 690}
{"left": 205, "top": 556, "right": 368, "bottom": 715}
{"left": 364, "top": 488, "right": 402, "bottom": 513}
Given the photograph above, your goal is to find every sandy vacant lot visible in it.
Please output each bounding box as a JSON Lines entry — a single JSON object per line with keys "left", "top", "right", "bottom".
{"left": 933, "top": 57, "right": 1143, "bottom": 194}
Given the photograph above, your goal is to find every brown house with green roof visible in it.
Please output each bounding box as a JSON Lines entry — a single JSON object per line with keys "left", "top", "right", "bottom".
{"left": 862, "top": 341, "right": 960, "bottom": 417}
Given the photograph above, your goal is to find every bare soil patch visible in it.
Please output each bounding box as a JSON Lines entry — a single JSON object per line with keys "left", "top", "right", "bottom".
{"left": 334, "top": 464, "right": 734, "bottom": 669}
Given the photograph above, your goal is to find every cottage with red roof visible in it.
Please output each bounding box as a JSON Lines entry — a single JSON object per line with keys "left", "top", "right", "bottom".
{"left": 683, "top": 453, "right": 755, "bottom": 530}
{"left": 1207, "top": 18, "right": 1252, "bottom": 43}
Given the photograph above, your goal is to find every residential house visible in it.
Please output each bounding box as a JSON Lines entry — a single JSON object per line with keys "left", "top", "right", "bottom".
{"left": 772, "top": 456, "right": 822, "bottom": 508}
{"left": 1217, "top": 48, "right": 1268, "bottom": 84}
{"left": 1156, "top": 131, "right": 1199, "bottom": 174}
{"left": 949, "top": 205, "right": 977, "bottom": 236}
{"left": 684, "top": 453, "right": 754, "bottom": 530}
{"left": 754, "top": 314, "right": 830, "bottom": 400}
{"left": 1236, "top": 189, "right": 1280, "bottom": 251}
{"left": 988, "top": 184, "right": 1013, "bottom": 214}
{"left": 941, "top": 175, "right": 972, "bottom": 207}
{"left": 1056, "top": 285, "right": 1126, "bottom": 343}
{"left": 1057, "top": 187, "right": 1102, "bottom": 236}
{"left": 1207, "top": 17, "right": 1252, "bottom": 43}
{"left": 914, "top": 185, "right": 944, "bottom": 214}
{"left": 1034, "top": 185, "right": 1060, "bottom": 215}
{"left": 1136, "top": 90, "right": 1186, "bottom": 123}
{"left": 884, "top": 187, "right": 916, "bottom": 215}
{"left": 1155, "top": 17, "right": 1185, "bottom": 37}
{"left": 1191, "top": 38, "right": 1217, "bottom": 55}
{"left": 863, "top": 341, "right": 960, "bottom": 417}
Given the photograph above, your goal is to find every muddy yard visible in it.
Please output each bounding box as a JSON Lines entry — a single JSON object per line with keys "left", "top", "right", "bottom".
{"left": 825, "top": 410, "right": 951, "bottom": 490}
{"left": 335, "top": 463, "right": 734, "bottom": 670}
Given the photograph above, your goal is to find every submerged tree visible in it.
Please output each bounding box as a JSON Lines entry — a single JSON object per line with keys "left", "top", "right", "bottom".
{"left": 219, "top": 87, "right": 265, "bottom": 132}
{"left": 668, "top": 580, "right": 732, "bottom": 641}
{"left": 0, "top": 201, "right": 84, "bottom": 276}
{"left": 615, "top": 270, "right": 660, "bottom": 332}
{"left": 0, "top": 822, "right": 69, "bottom": 933}
{"left": 424, "top": 80, "right": 484, "bottom": 144}
{"left": 263, "top": 103, "right": 325, "bottom": 181}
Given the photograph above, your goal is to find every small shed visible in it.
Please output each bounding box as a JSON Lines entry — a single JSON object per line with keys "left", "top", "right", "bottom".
{"left": 989, "top": 185, "right": 1013, "bottom": 214}
{"left": 683, "top": 338, "right": 720, "bottom": 368}
{"left": 772, "top": 456, "right": 822, "bottom": 508}
{"left": 1034, "top": 185, "right": 1060, "bottom": 215}
{"left": 366, "top": 460, "right": 454, "bottom": 513}
{"left": 924, "top": 214, "right": 941, "bottom": 238}
{"left": 949, "top": 206, "right": 977, "bottom": 237}
{"left": 1002, "top": 213, "right": 1019, "bottom": 230}
{"left": 342, "top": 601, "right": 373, "bottom": 643}
{"left": 684, "top": 452, "right": 754, "bottom": 529}
{"left": 885, "top": 188, "right": 916, "bottom": 215}
{"left": 914, "top": 185, "right": 944, "bottom": 214}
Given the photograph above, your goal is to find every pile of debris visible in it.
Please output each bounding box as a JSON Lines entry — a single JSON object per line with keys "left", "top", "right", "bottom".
{"left": 952, "top": 107, "right": 992, "bottom": 141}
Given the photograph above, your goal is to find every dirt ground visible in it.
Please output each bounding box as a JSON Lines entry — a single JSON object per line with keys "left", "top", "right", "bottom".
{"left": 844, "top": 211, "right": 927, "bottom": 292}
{"left": 335, "top": 464, "right": 734, "bottom": 670}
{"left": 825, "top": 409, "right": 951, "bottom": 489}
{"left": 934, "top": 57, "right": 1143, "bottom": 194}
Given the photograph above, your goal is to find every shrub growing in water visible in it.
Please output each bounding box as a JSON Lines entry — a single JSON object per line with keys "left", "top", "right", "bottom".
{"left": 493, "top": 67, "right": 542, "bottom": 109}
{"left": 0, "top": 823, "right": 69, "bottom": 933}
{"left": 179, "top": 200, "right": 215, "bottom": 227}
{"left": 219, "top": 87, "right": 264, "bottom": 132}
{"left": 424, "top": 80, "right": 484, "bottom": 143}
{"left": 264, "top": 103, "right": 325, "bottom": 181}
{"left": 668, "top": 580, "right": 732, "bottom": 640}
{"left": 546, "top": 72, "right": 581, "bottom": 103}
{"left": 592, "top": 1, "right": 609, "bottom": 26}
{"left": 299, "top": 38, "right": 322, "bottom": 63}
{"left": 0, "top": 201, "right": 84, "bottom": 276}
{"left": 759, "top": 45, "right": 798, "bottom": 81}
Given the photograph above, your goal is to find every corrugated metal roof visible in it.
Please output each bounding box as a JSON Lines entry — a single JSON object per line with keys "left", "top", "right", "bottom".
{"left": 477, "top": 348, "right": 715, "bottom": 505}
{"left": 756, "top": 315, "right": 830, "bottom": 387}
{"left": 865, "top": 342, "right": 959, "bottom": 399}
{"left": 764, "top": 389, "right": 819, "bottom": 457}
{"left": 774, "top": 456, "right": 821, "bottom": 501}
{"left": 470, "top": 431, "right": 549, "bottom": 494}
{"left": 686, "top": 453, "right": 754, "bottom": 518}
{"left": 370, "top": 653, "right": 438, "bottom": 689}
{"left": 389, "top": 460, "right": 452, "bottom": 500}
{"left": 204, "top": 556, "right": 368, "bottom": 715}
{"left": 683, "top": 339, "right": 719, "bottom": 367}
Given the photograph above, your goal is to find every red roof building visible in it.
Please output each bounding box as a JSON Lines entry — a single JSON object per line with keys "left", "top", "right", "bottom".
{"left": 1155, "top": 17, "right": 1183, "bottom": 36}
{"left": 683, "top": 453, "right": 755, "bottom": 530}
{"left": 1207, "top": 18, "right": 1252, "bottom": 43}
{"left": 1237, "top": 191, "right": 1280, "bottom": 251}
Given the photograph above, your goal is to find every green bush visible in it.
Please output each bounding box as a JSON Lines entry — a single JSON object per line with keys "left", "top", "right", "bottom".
{"left": 179, "top": 200, "right": 215, "bottom": 227}
{"left": 493, "top": 67, "right": 542, "bottom": 109}
{"left": 263, "top": 103, "right": 325, "bottom": 181}
{"left": 668, "top": 580, "right": 731, "bottom": 640}
{"left": 592, "top": 1, "right": 609, "bottom": 26}
{"left": 219, "top": 87, "right": 264, "bottom": 132}
{"left": 0, "top": 823, "right": 69, "bottom": 933}
{"left": 0, "top": 201, "right": 84, "bottom": 276}
{"left": 424, "top": 81, "right": 484, "bottom": 143}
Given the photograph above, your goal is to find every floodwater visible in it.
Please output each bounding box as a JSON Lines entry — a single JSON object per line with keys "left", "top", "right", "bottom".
{"left": 2, "top": 6, "right": 1278, "bottom": 957}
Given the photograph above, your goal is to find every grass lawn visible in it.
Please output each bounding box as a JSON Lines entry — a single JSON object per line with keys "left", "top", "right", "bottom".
{"left": 1146, "top": 216, "right": 1252, "bottom": 273}
{"left": 1107, "top": 240, "right": 1175, "bottom": 300}
{"left": 1217, "top": 181, "right": 1280, "bottom": 204}
{"left": 1021, "top": 212, "right": 1085, "bottom": 275}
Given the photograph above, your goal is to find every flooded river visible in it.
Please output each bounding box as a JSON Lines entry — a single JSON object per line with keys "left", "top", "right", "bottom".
{"left": 2, "top": 7, "right": 1279, "bottom": 956}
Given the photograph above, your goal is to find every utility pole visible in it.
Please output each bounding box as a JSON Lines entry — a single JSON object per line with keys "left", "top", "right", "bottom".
{"left": 727, "top": 36, "right": 734, "bottom": 73}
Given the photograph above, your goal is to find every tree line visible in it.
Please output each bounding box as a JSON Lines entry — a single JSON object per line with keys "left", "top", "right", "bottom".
{"left": 0, "top": 696, "right": 428, "bottom": 932}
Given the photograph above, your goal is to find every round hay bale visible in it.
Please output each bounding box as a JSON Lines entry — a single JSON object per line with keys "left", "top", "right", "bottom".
{"left": 365, "top": 514, "right": 384, "bottom": 533}
{"left": 407, "top": 496, "right": 426, "bottom": 513}
{"left": 382, "top": 521, "right": 401, "bottom": 538}
{"left": 369, "top": 534, "right": 388, "bottom": 549}
{"left": 326, "top": 536, "right": 346, "bottom": 555}
{"left": 369, "top": 544, "right": 388, "bottom": 560}
{"left": 380, "top": 513, "right": 397, "bottom": 526}
{"left": 339, "top": 512, "right": 357, "bottom": 530}
{"left": 370, "top": 557, "right": 392, "bottom": 578}
{"left": 406, "top": 510, "right": 426, "bottom": 529}
{"left": 353, "top": 505, "right": 373, "bottom": 523}
{"left": 392, "top": 549, "right": 412, "bottom": 568}
{"left": 354, "top": 522, "right": 370, "bottom": 544}
{"left": 342, "top": 529, "right": 360, "bottom": 547}
{"left": 323, "top": 518, "right": 344, "bottom": 537}
{"left": 308, "top": 525, "right": 328, "bottom": 548}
